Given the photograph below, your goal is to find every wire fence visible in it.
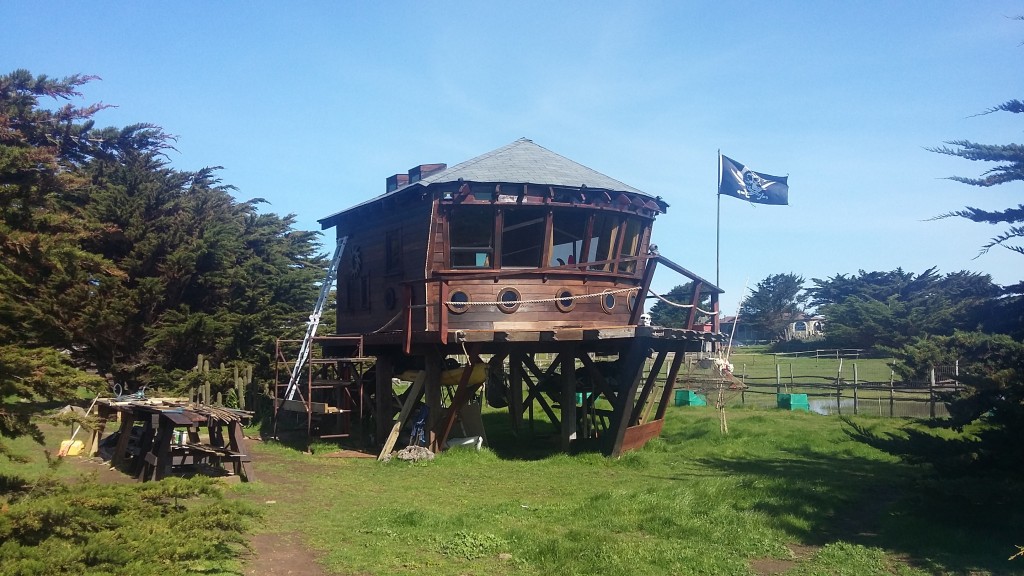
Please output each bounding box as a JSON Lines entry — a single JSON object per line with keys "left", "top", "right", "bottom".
{"left": 667, "top": 352, "right": 960, "bottom": 420}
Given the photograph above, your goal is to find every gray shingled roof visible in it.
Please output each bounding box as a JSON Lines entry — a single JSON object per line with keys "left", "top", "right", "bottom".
{"left": 414, "top": 138, "right": 645, "bottom": 194}
{"left": 320, "top": 139, "right": 650, "bottom": 227}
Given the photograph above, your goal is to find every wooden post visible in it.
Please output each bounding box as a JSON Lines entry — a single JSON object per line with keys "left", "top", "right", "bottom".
{"left": 929, "top": 367, "right": 936, "bottom": 419}
{"left": 889, "top": 369, "right": 895, "bottom": 418}
{"left": 789, "top": 363, "right": 794, "bottom": 389}
{"left": 776, "top": 364, "right": 781, "bottom": 396}
{"left": 560, "top": 351, "right": 576, "bottom": 452}
{"left": 741, "top": 360, "right": 749, "bottom": 405}
{"left": 425, "top": 352, "right": 443, "bottom": 447}
{"left": 836, "top": 357, "right": 843, "bottom": 415}
{"left": 509, "top": 352, "right": 523, "bottom": 433}
{"left": 375, "top": 355, "right": 394, "bottom": 450}
{"left": 606, "top": 337, "right": 649, "bottom": 457}
{"left": 853, "top": 363, "right": 859, "bottom": 415}
{"left": 654, "top": 351, "right": 685, "bottom": 421}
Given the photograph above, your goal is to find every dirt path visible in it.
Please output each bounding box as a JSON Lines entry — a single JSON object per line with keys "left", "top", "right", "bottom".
{"left": 243, "top": 532, "right": 333, "bottom": 576}
{"left": 67, "top": 442, "right": 336, "bottom": 576}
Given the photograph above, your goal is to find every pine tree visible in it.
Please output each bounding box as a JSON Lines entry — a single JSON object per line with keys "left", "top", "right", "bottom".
{"left": 930, "top": 99, "right": 1024, "bottom": 257}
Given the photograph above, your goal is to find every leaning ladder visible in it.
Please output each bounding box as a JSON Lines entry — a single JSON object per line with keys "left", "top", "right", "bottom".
{"left": 282, "top": 235, "right": 348, "bottom": 401}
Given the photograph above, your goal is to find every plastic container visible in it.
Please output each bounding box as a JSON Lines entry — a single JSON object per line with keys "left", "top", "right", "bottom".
{"left": 674, "top": 390, "right": 707, "bottom": 407}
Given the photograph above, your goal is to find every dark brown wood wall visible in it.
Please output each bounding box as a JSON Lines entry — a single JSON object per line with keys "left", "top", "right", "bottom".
{"left": 433, "top": 278, "right": 640, "bottom": 331}
{"left": 334, "top": 191, "right": 432, "bottom": 335}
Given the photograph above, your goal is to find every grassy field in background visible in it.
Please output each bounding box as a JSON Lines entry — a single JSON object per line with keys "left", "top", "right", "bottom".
{"left": 237, "top": 407, "right": 1021, "bottom": 576}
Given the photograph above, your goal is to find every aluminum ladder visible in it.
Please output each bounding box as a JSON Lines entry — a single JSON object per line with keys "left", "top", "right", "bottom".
{"left": 282, "top": 235, "right": 348, "bottom": 401}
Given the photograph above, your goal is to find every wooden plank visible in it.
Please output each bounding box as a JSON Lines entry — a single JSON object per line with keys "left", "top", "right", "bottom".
{"left": 632, "top": 350, "right": 667, "bottom": 426}
{"left": 375, "top": 355, "right": 395, "bottom": 450}
{"left": 560, "top": 351, "right": 577, "bottom": 451}
{"left": 378, "top": 371, "right": 426, "bottom": 460}
{"left": 619, "top": 419, "right": 665, "bottom": 454}
{"left": 654, "top": 352, "right": 684, "bottom": 421}
{"left": 276, "top": 398, "right": 340, "bottom": 414}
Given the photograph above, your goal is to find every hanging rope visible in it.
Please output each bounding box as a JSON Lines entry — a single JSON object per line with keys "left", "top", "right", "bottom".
{"left": 646, "top": 290, "right": 720, "bottom": 316}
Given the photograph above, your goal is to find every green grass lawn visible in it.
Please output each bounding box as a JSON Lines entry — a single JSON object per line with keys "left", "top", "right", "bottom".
{"left": 235, "top": 407, "right": 1023, "bottom": 576}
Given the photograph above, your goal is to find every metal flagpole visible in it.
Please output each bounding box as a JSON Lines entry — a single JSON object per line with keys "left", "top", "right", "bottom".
{"left": 716, "top": 150, "right": 722, "bottom": 287}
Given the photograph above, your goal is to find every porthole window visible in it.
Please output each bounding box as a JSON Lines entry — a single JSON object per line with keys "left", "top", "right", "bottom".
{"left": 554, "top": 288, "right": 575, "bottom": 313}
{"left": 447, "top": 290, "right": 470, "bottom": 314}
{"left": 497, "top": 287, "right": 521, "bottom": 314}
{"left": 600, "top": 291, "right": 617, "bottom": 314}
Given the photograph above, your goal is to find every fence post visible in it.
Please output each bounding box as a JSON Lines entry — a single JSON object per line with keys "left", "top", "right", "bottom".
{"left": 853, "top": 363, "right": 859, "bottom": 415}
{"left": 889, "top": 368, "right": 895, "bottom": 418}
{"left": 741, "top": 364, "right": 747, "bottom": 406}
{"left": 789, "top": 363, "right": 794, "bottom": 390}
{"left": 776, "top": 363, "right": 781, "bottom": 396}
{"left": 929, "top": 367, "right": 936, "bottom": 419}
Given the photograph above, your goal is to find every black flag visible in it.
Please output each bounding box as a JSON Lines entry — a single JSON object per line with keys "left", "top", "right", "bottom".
{"left": 719, "top": 155, "right": 789, "bottom": 205}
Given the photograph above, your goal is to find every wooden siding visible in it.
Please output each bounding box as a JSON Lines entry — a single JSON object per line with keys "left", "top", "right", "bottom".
{"left": 334, "top": 191, "right": 432, "bottom": 335}
{"left": 429, "top": 277, "right": 640, "bottom": 332}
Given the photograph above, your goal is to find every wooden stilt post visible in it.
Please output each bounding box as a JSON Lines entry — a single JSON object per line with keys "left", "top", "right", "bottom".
{"left": 425, "top": 352, "right": 443, "bottom": 449}
{"left": 560, "top": 350, "right": 577, "bottom": 452}
{"left": 509, "top": 352, "right": 524, "bottom": 434}
{"left": 606, "top": 337, "right": 649, "bottom": 457}
{"left": 654, "top": 351, "right": 685, "bottom": 421}
{"left": 375, "top": 355, "right": 395, "bottom": 450}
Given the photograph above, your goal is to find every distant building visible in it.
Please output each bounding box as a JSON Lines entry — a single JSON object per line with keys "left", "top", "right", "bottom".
{"left": 788, "top": 313, "right": 825, "bottom": 340}
{"left": 719, "top": 312, "right": 825, "bottom": 343}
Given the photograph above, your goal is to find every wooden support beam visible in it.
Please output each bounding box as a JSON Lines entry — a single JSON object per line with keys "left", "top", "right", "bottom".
{"left": 686, "top": 281, "right": 703, "bottom": 330}
{"left": 375, "top": 355, "right": 395, "bottom": 450}
{"left": 577, "top": 352, "right": 617, "bottom": 404}
{"left": 654, "top": 352, "right": 685, "bottom": 421}
{"left": 379, "top": 371, "right": 426, "bottom": 460}
{"left": 436, "top": 345, "right": 484, "bottom": 449}
{"left": 632, "top": 350, "right": 667, "bottom": 426}
{"left": 520, "top": 364, "right": 560, "bottom": 429}
{"left": 425, "top": 352, "right": 443, "bottom": 448}
{"left": 605, "top": 337, "right": 650, "bottom": 458}
{"left": 509, "top": 352, "right": 524, "bottom": 433}
{"left": 560, "top": 351, "right": 577, "bottom": 451}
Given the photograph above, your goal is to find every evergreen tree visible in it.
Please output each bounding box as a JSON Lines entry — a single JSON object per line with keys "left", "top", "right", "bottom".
{"left": 1, "top": 70, "right": 115, "bottom": 448}
{"left": 739, "top": 273, "right": 807, "bottom": 341}
{"left": 1, "top": 69, "right": 326, "bottom": 449}
{"left": 809, "top": 268, "right": 1002, "bottom": 350}
{"left": 930, "top": 99, "right": 1024, "bottom": 257}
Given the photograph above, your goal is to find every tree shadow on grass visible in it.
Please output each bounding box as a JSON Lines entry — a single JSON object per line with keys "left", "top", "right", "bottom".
{"left": 688, "top": 436, "right": 1022, "bottom": 575}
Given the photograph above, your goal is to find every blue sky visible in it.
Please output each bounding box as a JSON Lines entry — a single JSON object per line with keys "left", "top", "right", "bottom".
{"left": 6, "top": 2, "right": 1023, "bottom": 314}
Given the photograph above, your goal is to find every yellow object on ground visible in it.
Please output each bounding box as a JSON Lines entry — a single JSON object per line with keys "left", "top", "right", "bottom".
{"left": 58, "top": 440, "right": 84, "bottom": 457}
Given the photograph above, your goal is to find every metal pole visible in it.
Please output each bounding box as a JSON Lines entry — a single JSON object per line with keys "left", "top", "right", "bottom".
{"left": 716, "top": 150, "right": 722, "bottom": 287}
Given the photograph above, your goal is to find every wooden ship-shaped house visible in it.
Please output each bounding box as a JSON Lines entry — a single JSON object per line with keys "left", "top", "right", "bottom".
{"left": 275, "top": 138, "right": 725, "bottom": 456}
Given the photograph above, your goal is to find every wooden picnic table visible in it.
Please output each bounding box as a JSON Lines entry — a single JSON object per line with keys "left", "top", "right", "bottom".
{"left": 89, "top": 399, "right": 255, "bottom": 482}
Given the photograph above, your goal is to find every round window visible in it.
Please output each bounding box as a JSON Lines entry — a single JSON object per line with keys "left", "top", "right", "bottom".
{"left": 497, "top": 287, "right": 521, "bottom": 313}
{"left": 555, "top": 288, "right": 575, "bottom": 313}
{"left": 600, "top": 291, "right": 617, "bottom": 314}
{"left": 446, "top": 290, "right": 470, "bottom": 314}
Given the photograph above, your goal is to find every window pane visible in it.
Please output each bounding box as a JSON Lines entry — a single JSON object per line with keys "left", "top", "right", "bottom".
{"left": 587, "top": 213, "right": 620, "bottom": 272}
{"left": 618, "top": 218, "right": 642, "bottom": 273}
{"left": 450, "top": 206, "right": 494, "bottom": 268}
{"left": 549, "top": 210, "right": 588, "bottom": 267}
{"left": 501, "top": 209, "right": 545, "bottom": 268}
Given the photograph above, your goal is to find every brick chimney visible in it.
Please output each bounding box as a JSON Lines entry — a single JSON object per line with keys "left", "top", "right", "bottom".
{"left": 408, "top": 163, "right": 446, "bottom": 183}
{"left": 386, "top": 173, "right": 410, "bottom": 193}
